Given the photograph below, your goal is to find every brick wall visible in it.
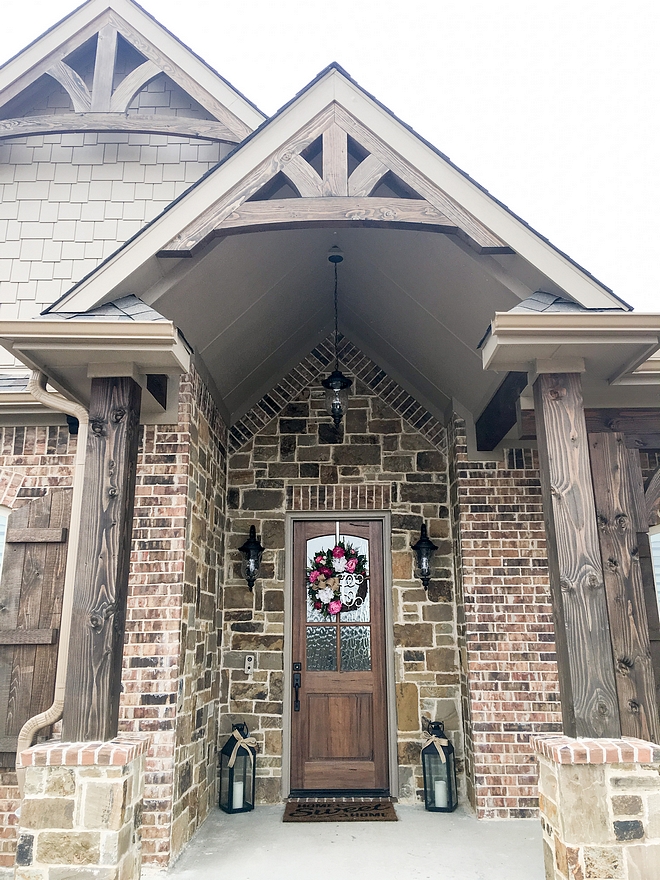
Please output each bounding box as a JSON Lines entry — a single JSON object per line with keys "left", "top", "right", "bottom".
{"left": 450, "top": 415, "right": 562, "bottom": 818}
{"left": 0, "top": 367, "right": 226, "bottom": 869}
{"left": 119, "top": 368, "right": 226, "bottom": 866}
{"left": 224, "top": 339, "right": 462, "bottom": 804}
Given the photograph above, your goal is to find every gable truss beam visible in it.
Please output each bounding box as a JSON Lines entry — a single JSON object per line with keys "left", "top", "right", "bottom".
{"left": 45, "top": 60, "right": 91, "bottom": 112}
{"left": 160, "top": 103, "right": 512, "bottom": 256}
{"left": 90, "top": 24, "right": 118, "bottom": 112}
{"left": 0, "top": 11, "right": 248, "bottom": 142}
{"left": 106, "top": 11, "right": 251, "bottom": 140}
{"left": 158, "top": 197, "right": 463, "bottom": 256}
{"left": 348, "top": 154, "right": 389, "bottom": 197}
{"left": 0, "top": 114, "right": 238, "bottom": 143}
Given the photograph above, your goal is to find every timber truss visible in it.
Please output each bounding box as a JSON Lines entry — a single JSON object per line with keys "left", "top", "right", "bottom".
{"left": 159, "top": 102, "right": 512, "bottom": 257}
{"left": 0, "top": 6, "right": 252, "bottom": 143}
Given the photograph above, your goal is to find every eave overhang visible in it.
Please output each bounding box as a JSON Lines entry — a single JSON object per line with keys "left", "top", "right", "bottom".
{"left": 0, "top": 319, "right": 191, "bottom": 418}
{"left": 482, "top": 312, "right": 660, "bottom": 398}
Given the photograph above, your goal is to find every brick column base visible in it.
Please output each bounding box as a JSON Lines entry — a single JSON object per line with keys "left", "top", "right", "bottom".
{"left": 14, "top": 735, "right": 150, "bottom": 880}
{"left": 533, "top": 735, "right": 660, "bottom": 880}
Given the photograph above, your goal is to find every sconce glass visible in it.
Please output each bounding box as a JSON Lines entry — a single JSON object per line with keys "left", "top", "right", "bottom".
{"left": 412, "top": 523, "right": 437, "bottom": 589}
{"left": 239, "top": 525, "right": 264, "bottom": 591}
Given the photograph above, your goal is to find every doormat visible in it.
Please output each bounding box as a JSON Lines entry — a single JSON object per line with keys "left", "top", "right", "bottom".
{"left": 283, "top": 800, "right": 397, "bottom": 822}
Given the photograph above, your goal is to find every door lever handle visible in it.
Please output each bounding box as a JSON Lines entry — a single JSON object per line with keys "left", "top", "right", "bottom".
{"left": 293, "top": 670, "right": 301, "bottom": 712}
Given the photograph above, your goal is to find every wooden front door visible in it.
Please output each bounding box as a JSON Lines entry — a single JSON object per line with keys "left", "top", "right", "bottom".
{"left": 291, "top": 519, "right": 389, "bottom": 794}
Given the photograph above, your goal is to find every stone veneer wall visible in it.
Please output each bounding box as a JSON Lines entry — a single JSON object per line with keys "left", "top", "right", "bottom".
{"left": 0, "top": 367, "right": 226, "bottom": 870}
{"left": 450, "top": 416, "right": 562, "bottom": 818}
{"left": 223, "top": 340, "right": 461, "bottom": 803}
{"left": 14, "top": 736, "right": 149, "bottom": 880}
{"left": 535, "top": 735, "right": 660, "bottom": 880}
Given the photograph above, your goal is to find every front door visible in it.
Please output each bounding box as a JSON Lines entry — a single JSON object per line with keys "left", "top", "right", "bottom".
{"left": 291, "top": 519, "right": 389, "bottom": 794}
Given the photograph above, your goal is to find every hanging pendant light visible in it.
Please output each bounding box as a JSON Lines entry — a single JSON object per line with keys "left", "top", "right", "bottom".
{"left": 322, "top": 246, "right": 352, "bottom": 429}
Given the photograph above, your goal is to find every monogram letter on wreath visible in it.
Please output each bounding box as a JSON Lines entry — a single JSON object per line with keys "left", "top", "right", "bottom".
{"left": 307, "top": 542, "right": 368, "bottom": 617}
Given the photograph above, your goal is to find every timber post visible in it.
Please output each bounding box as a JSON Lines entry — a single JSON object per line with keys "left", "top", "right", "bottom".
{"left": 588, "top": 433, "right": 660, "bottom": 742}
{"left": 533, "top": 371, "right": 621, "bottom": 738}
{"left": 62, "top": 376, "right": 142, "bottom": 742}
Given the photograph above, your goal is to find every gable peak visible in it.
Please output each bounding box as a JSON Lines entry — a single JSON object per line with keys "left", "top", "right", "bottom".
{"left": 0, "top": 0, "right": 264, "bottom": 144}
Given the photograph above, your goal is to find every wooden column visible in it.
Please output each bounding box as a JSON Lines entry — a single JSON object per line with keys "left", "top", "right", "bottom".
{"left": 533, "top": 373, "right": 620, "bottom": 737}
{"left": 588, "top": 438, "right": 660, "bottom": 741}
{"left": 62, "top": 377, "right": 141, "bottom": 742}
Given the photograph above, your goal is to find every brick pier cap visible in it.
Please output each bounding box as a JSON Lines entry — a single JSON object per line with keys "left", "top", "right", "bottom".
{"left": 14, "top": 735, "right": 151, "bottom": 880}
{"left": 532, "top": 734, "right": 660, "bottom": 880}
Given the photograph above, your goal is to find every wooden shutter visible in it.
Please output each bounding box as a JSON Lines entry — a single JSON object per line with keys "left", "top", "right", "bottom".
{"left": 0, "top": 488, "right": 71, "bottom": 765}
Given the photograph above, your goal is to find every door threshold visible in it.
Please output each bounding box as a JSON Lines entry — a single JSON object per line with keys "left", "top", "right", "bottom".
{"left": 288, "top": 789, "right": 392, "bottom": 799}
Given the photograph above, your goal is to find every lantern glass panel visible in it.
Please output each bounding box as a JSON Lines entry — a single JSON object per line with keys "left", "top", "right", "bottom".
{"left": 422, "top": 732, "right": 458, "bottom": 812}
{"left": 323, "top": 384, "right": 350, "bottom": 424}
{"left": 240, "top": 550, "right": 262, "bottom": 586}
{"left": 219, "top": 725, "right": 256, "bottom": 814}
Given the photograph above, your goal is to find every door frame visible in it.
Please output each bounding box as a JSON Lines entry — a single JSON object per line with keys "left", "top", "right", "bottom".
{"left": 282, "top": 510, "right": 398, "bottom": 798}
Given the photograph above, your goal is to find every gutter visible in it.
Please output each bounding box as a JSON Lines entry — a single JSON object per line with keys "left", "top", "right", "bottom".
{"left": 15, "top": 371, "right": 88, "bottom": 791}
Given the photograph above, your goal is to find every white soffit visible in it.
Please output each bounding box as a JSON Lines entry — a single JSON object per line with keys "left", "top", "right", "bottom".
{"left": 0, "top": 0, "right": 265, "bottom": 133}
{"left": 48, "top": 66, "right": 626, "bottom": 316}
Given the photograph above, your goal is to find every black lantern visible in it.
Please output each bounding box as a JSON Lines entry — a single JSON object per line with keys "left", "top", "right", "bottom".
{"left": 321, "top": 246, "right": 352, "bottom": 429}
{"left": 238, "top": 525, "right": 264, "bottom": 591}
{"left": 219, "top": 722, "right": 257, "bottom": 813}
{"left": 421, "top": 721, "right": 458, "bottom": 812}
{"left": 412, "top": 523, "right": 437, "bottom": 589}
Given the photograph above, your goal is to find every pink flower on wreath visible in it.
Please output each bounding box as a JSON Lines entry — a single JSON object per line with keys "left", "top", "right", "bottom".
{"left": 320, "top": 566, "right": 333, "bottom": 577}
{"left": 309, "top": 570, "right": 320, "bottom": 583}
{"left": 332, "top": 545, "right": 345, "bottom": 558}
{"left": 328, "top": 600, "right": 342, "bottom": 615}
{"left": 314, "top": 600, "right": 322, "bottom": 610}
{"left": 345, "top": 557, "right": 357, "bottom": 573}
{"left": 315, "top": 555, "right": 324, "bottom": 563}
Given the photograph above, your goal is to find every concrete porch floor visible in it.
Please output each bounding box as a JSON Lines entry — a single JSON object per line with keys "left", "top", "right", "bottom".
{"left": 158, "top": 805, "right": 546, "bottom": 880}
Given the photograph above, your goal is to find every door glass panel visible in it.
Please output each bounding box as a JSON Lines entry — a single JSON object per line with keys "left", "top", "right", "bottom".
{"left": 338, "top": 533, "right": 370, "bottom": 622}
{"left": 340, "top": 625, "right": 371, "bottom": 671}
{"left": 306, "top": 534, "right": 335, "bottom": 622}
{"left": 306, "top": 626, "right": 337, "bottom": 671}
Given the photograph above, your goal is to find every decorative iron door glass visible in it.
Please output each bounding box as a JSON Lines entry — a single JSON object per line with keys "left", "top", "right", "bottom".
{"left": 291, "top": 520, "right": 389, "bottom": 794}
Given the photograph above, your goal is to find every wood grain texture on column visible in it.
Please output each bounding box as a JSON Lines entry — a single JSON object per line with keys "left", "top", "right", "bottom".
{"left": 62, "top": 377, "right": 142, "bottom": 743}
{"left": 589, "top": 433, "right": 660, "bottom": 742}
{"left": 533, "top": 373, "right": 620, "bottom": 737}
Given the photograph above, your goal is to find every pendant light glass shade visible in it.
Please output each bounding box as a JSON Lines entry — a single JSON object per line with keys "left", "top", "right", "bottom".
{"left": 322, "top": 369, "right": 352, "bottom": 429}
{"left": 323, "top": 246, "right": 352, "bottom": 429}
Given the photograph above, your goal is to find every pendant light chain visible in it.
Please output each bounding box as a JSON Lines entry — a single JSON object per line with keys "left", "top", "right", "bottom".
{"left": 334, "top": 260, "right": 339, "bottom": 371}
{"left": 322, "top": 245, "right": 352, "bottom": 430}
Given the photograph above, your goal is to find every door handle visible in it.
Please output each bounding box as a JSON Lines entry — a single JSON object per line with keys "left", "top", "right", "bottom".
{"left": 293, "top": 662, "right": 302, "bottom": 711}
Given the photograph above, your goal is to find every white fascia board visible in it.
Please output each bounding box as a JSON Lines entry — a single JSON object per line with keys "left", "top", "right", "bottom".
{"left": 51, "top": 67, "right": 623, "bottom": 314}
{"left": 0, "top": 319, "right": 191, "bottom": 373}
{"left": 482, "top": 311, "right": 660, "bottom": 373}
{"left": 0, "top": 0, "right": 264, "bottom": 131}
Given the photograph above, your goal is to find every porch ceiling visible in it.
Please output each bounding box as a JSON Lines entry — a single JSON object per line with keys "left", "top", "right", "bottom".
{"left": 142, "top": 225, "right": 557, "bottom": 423}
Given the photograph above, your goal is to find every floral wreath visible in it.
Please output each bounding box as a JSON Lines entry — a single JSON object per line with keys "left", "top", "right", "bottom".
{"left": 307, "top": 541, "right": 368, "bottom": 618}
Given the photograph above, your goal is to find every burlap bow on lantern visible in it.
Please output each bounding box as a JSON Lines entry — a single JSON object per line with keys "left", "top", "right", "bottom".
{"left": 227, "top": 727, "right": 258, "bottom": 769}
{"left": 422, "top": 730, "right": 449, "bottom": 762}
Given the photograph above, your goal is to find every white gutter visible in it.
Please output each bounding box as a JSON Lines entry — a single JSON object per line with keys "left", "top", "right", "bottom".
{"left": 15, "top": 371, "right": 88, "bottom": 790}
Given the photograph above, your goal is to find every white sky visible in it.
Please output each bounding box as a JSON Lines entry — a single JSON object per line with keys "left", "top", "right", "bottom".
{"left": 1, "top": 0, "right": 659, "bottom": 310}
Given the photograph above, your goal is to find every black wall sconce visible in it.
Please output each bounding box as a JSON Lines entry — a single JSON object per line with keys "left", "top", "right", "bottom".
{"left": 412, "top": 523, "right": 437, "bottom": 589}
{"left": 239, "top": 525, "right": 264, "bottom": 591}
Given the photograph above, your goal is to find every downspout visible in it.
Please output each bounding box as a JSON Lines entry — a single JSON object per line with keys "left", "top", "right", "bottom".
{"left": 15, "top": 371, "right": 88, "bottom": 790}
